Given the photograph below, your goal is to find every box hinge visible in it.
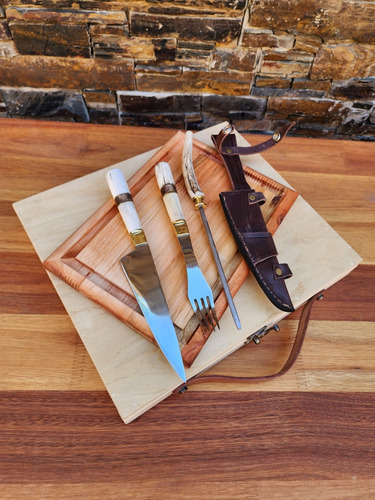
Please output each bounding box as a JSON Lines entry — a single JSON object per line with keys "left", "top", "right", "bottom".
{"left": 245, "top": 324, "right": 280, "bottom": 345}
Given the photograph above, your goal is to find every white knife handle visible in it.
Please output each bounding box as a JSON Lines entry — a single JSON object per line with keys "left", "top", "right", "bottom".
{"left": 155, "top": 162, "right": 185, "bottom": 224}
{"left": 182, "top": 131, "right": 205, "bottom": 203}
{"left": 106, "top": 168, "right": 143, "bottom": 235}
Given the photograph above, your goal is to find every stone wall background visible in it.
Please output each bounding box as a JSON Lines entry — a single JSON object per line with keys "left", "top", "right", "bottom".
{"left": 0, "top": 0, "right": 374, "bottom": 139}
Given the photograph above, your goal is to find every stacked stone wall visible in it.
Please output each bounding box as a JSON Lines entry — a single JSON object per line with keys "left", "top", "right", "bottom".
{"left": 0, "top": 0, "right": 374, "bottom": 139}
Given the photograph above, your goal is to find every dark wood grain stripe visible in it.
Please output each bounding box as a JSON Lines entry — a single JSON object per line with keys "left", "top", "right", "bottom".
{"left": 0, "top": 391, "right": 374, "bottom": 483}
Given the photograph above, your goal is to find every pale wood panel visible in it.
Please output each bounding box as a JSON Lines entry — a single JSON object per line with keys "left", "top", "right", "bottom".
{"left": 331, "top": 222, "right": 374, "bottom": 265}
{"left": 2, "top": 315, "right": 373, "bottom": 393}
{"left": 1, "top": 480, "right": 375, "bottom": 500}
{"left": 262, "top": 135, "right": 375, "bottom": 177}
{"left": 0, "top": 314, "right": 103, "bottom": 390}
{"left": 280, "top": 172, "right": 375, "bottom": 223}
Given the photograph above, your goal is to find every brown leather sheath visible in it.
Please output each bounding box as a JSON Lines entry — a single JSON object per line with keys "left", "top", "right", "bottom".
{"left": 212, "top": 123, "right": 295, "bottom": 313}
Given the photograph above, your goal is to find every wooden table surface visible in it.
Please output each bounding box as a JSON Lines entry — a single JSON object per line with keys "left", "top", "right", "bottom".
{"left": 1, "top": 118, "right": 374, "bottom": 499}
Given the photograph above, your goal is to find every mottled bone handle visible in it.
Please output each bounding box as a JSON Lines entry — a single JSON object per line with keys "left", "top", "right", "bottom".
{"left": 106, "top": 168, "right": 142, "bottom": 234}
{"left": 182, "top": 131, "right": 204, "bottom": 201}
{"left": 155, "top": 161, "right": 185, "bottom": 223}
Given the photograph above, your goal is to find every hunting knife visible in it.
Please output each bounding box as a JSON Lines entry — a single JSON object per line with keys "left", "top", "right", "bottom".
{"left": 106, "top": 168, "right": 186, "bottom": 382}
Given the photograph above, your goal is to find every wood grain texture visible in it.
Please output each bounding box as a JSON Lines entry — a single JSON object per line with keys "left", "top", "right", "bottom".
{"left": 0, "top": 391, "right": 375, "bottom": 498}
{"left": 1, "top": 119, "right": 375, "bottom": 498}
{"left": 43, "top": 130, "right": 297, "bottom": 364}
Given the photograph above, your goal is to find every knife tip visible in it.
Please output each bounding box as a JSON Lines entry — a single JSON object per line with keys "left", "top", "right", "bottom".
{"left": 175, "top": 368, "right": 186, "bottom": 383}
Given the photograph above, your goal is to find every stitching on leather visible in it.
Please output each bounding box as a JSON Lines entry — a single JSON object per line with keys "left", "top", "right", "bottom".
{"left": 213, "top": 130, "right": 293, "bottom": 310}
{"left": 221, "top": 192, "right": 290, "bottom": 309}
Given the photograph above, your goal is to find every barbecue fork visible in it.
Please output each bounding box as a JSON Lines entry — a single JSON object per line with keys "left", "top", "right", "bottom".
{"left": 155, "top": 161, "right": 219, "bottom": 334}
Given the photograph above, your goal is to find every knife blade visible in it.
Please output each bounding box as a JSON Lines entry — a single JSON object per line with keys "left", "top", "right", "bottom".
{"left": 182, "top": 131, "right": 241, "bottom": 330}
{"left": 106, "top": 168, "right": 186, "bottom": 382}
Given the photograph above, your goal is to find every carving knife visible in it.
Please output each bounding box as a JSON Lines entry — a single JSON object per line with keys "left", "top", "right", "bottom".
{"left": 106, "top": 168, "right": 186, "bottom": 382}
{"left": 182, "top": 131, "right": 241, "bottom": 330}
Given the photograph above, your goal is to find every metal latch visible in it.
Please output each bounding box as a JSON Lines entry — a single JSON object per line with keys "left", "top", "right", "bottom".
{"left": 245, "top": 324, "right": 280, "bottom": 345}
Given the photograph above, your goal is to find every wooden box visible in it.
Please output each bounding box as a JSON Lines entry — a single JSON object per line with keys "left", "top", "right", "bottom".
{"left": 13, "top": 123, "right": 361, "bottom": 423}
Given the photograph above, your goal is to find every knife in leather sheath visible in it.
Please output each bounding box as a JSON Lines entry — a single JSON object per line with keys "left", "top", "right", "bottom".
{"left": 211, "top": 124, "right": 295, "bottom": 313}
{"left": 106, "top": 168, "right": 186, "bottom": 382}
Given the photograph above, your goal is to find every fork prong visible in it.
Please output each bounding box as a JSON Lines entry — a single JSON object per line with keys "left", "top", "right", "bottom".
{"left": 201, "top": 297, "right": 215, "bottom": 332}
{"left": 207, "top": 296, "right": 220, "bottom": 331}
{"left": 194, "top": 299, "right": 210, "bottom": 335}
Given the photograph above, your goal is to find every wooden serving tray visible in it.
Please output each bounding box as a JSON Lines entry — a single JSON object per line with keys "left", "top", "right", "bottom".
{"left": 43, "top": 131, "right": 298, "bottom": 367}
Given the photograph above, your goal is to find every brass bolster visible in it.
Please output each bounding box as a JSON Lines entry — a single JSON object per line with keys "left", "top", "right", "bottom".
{"left": 193, "top": 195, "right": 206, "bottom": 209}
{"left": 161, "top": 183, "right": 177, "bottom": 196}
{"left": 130, "top": 229, "right": 147, "bottom": 246}
{"left": 173, "top": 219, "right": 189, "bottom": 236}
{"left": 115, "top": 193, "right": 133, "bottom": 205}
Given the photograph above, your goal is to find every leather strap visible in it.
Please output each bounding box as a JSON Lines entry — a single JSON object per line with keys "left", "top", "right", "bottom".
{"left": 174, "top": 291, "right": 323, "bottom": 393}
{"left": 214, "top": 122, "right": 295, "bottom": 157}
{"left": 212, "top": 122, "right": 294, "bottom": 191}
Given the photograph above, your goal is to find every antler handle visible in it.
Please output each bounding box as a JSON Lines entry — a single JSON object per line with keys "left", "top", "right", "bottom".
{"left": 182, "top": 131, "right": 205, "bottom": 205}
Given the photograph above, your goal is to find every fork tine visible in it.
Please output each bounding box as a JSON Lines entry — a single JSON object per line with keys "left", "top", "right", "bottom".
{"left": 201, "top": 297, "right": 215, "bottom": 331}
{"left": 194, "top": 299, "right": 210, "bottom": 335}
{"left": 207, "top": 296, "right": 220, "bottom": 331}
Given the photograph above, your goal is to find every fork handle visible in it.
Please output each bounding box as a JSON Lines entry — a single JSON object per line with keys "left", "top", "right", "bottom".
{"left": 155, "top": 162, "right": 186, "bottom": 227}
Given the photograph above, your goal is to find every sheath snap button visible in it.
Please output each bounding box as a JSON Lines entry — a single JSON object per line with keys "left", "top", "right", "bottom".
{"left": 275, "top": 267, "right": 283, "bottom": 276}
{"left": 248, "top": 194, "right": 257, "bottom": 204}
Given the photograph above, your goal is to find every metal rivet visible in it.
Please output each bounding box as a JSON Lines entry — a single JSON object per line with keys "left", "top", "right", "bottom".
{"left": 249, "top": 194, "right": 256, "bottom": 201}
{"left": 272, "top": 132, "right": 281, "bottom": 142}
{"left": 275, "top": 267, "right": 283, "bottom": 276}
{"left": 222, "top": 124, "right": 234, "bottom": 135}
{"left": 225, "top": 148, "right": 233, "bottom": 153}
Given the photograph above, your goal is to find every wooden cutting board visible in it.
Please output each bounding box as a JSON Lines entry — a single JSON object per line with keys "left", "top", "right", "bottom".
{"left": 43, "top": 131, "right": 298, "bottom": 366}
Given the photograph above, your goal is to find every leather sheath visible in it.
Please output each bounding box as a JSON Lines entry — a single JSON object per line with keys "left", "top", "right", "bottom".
{"left": 212, "top": 124, "right": 295, "bottom": 313}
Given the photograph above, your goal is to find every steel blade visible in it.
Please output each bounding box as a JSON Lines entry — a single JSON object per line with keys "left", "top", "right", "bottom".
{"left": 121, "top": 245, "right": 186, "bottom": 382}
